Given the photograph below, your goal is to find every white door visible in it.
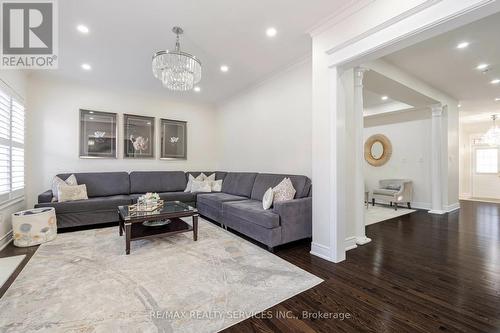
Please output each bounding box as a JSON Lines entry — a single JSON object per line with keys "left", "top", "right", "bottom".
{"left": 472, "top": 146, "right": 500, "bottom": 199}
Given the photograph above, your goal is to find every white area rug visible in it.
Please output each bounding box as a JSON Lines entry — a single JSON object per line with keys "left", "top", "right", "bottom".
{"left": 365, "top": 205, "right": 416, "bottom": 225}
{"left": 0, "top": 219, "right": 322, "bottom": 333}
{"left": 0, "top": 255, "right": 25, "bottom": 288}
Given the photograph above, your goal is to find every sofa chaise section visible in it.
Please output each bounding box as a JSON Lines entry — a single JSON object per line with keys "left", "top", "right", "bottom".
{"left": 35, "top": 172, "right": 131, "bottom": 228}
{"left": 196, "top": 172, "right": 257, "bottom": 221}
{"left": 221, "top": 173, "right": 312, "bottom": 250}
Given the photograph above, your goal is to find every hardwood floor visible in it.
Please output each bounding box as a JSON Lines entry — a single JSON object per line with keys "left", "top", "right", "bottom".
{"left": 224, "top": 201, "right": 500, "bottom": 333}
{"left": 1, "top": 201, "right": 499, "bottom": 332}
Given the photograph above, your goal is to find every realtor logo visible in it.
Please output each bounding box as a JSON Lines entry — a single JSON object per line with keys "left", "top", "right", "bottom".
{"left": 1, "top": 0, "right": 58, "bottom": 69}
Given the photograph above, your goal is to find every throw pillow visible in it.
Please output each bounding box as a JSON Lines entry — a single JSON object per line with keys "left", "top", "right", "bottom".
{"left": 51, "top": 174, "right": 78, "bottom": 201}
{"left": 262, "top": 187, "right": 274, "bottom": 210}
{"left": 184, "top": 173, "right": 204, "bottom": 192}
{"left": 191, "top": 180, "right": 212, "bottom": 193}
{"left": 211, "top": 179, "right": 223, "bottom": 192}
{"left": 58, "top": 184, "right": 88, "bottom": 203}
{"left": 205, "top": 173, "right": 216, "bottom": 182}
{"left": 386, "top": 184, "right": 401, "bottom": 191}
{"left": 273, "top": 178, "right": 296, "bottom": 203}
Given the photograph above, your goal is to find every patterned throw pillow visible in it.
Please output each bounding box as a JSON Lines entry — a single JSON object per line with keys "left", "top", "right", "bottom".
{"left": 204, "top": 173, "right": 216, "bottom": 182}
{"left": 190, "top": 180, "right": 212, "bottom": 193}
{"left": 211, "top": 179, "right": 223, "bottom": 192}
{"left": 184, "top": 173, "right": 204, "bottom": 192}
{"left": 58, "top": 184, "right": 88, "bottom": 203}
{"left": 272, "top": 178, "right": 296, "bottom": 204}
{"left": 51, "top": 174, "right": 78, "bottom": 201}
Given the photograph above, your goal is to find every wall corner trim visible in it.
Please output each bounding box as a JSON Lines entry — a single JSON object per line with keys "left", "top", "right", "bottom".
{"left": 310, "top": 242, "right": 334, "bottom": 261}
{"left": 345, "top": 236, "right": 358, "bottom": 251}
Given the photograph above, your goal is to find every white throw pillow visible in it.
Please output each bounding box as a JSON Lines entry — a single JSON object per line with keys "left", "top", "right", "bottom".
{"left": 58, "top": 184, "right": 88, "bottom": 202}
{"left": 191, "top": 180, "right": 212, "bottom": 193}
{"left": 272, "top": 178, "right": 296, "bottom": 204}
{"left": 211, "top": 179, "right": 223, "bottom": 192}
{"left": 184, "top": 173, "right": 204, "bottom": 192}
{"left": 52, "top": 174, "right": 78, "bottom": 201}
{"left": 205, "top": 173, "right": 216, "bottom": 182}
{"left": 262, "top": 187, "right": 274, "bottom": 210}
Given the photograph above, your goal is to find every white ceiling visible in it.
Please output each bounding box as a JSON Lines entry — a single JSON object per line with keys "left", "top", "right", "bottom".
{"left": 363, "top": 70, "right": 437, "bottom": 117}
{"left": 384, "top": 11, "right": 500, "bottom": 123}
{"left": 35, "top": 0, "right": 346, "bottom": 104}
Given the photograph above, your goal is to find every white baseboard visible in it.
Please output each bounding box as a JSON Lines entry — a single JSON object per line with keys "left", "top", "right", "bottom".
{"left": 310, "top": 242, "right": 333, "bottom": 261}
{"left": 445, "top": 202, "right": 460, "bottom": 212}
{"left": 0, "top": 230, "right": 13, "bottom": 252}
{"left": 345, "top": 236, "right": 358, "bottom": 251}
{"left": 410, "top": 201, "right": 431, "bottom": 210}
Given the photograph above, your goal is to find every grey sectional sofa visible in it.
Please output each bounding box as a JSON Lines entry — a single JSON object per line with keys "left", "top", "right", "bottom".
{"left": 36, "top": 171, "right": 311, "bottom": 251}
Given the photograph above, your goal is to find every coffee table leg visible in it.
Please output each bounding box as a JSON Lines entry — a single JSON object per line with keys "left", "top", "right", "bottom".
{"left": 125, "top": 223, "right": 131, "bottom": 255}
{"left": 193, "top": 214, "right": 198, "bottom": 241}
{"left": 119, "top": 220, "right": 123, "bottom": 236}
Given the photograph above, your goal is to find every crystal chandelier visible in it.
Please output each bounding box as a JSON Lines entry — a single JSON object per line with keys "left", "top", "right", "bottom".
{"left": 482, "top": 115, "right": 500, "bottom": 146}
{"left": 152, "top": 27, "right": 201, "bottom": 91}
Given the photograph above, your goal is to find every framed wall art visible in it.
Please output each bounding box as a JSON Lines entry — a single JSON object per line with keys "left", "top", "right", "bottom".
{"left": 124, "top": 114, "right": 155, "bottom": 158}
{"left": 160, "top": 119, "right": 187, "bottom": 159}
{"left": 79, "top": 109, "right": 117, "bottom": 158}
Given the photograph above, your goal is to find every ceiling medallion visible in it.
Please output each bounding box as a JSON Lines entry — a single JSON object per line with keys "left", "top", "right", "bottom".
{"left": 152, "top": 26, "right": 202, "bottom": 91}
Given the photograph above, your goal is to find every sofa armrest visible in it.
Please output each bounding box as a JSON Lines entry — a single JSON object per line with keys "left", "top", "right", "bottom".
{"left": 38, "top": 190, "right": 53, "bottom": 204}
{"left": 273, "top": 197, "right": 312, "bottom": 243}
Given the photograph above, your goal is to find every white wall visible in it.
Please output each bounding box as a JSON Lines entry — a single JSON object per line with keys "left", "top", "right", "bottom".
{"left": 365, "top": 59, "right": 459, "bottom": 208}
{"left": 26, "top": 75, "right": 218, "bottom": 208}
{"left": 364, "top": 111, "right": 432, "bottom": 208}
{"left": 459, "top": 120, "right": 494, "bottom": 198}
{"left": 0, "top": 70, "right": 28, "bottom": 249}
{"left": 215, "top": 60, "right": 312, "bottom": 177}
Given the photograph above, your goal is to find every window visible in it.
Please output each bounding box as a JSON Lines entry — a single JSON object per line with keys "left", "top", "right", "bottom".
{"left": 475, "top": 148, "right": 498, "bottom": 174}
{"left": 0, "top": 86, "right": 24, "bottom": 204}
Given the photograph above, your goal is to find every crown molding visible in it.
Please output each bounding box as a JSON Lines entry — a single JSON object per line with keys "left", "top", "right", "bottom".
{"left": 325, "top": 0, "right": 443, "bottom": 55}
{"left": 308, "top": 0, "right": 375, "bottom": 37}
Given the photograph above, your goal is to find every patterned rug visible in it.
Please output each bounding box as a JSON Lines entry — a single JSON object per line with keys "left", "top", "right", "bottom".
{"left": 365, "top": 205, "right": 416, "bottom": 225}
{"left": 0, "top": 219, "right": 322, "bottom": 332}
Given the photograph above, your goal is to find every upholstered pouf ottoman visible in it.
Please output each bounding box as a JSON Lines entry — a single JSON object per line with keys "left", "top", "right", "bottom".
{"left": 12, "top": 208, "right": 57, "bottom": 247}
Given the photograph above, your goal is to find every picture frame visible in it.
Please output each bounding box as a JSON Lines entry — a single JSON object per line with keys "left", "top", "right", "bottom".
{"left": 79, "top": 109, "right": 117, "bottom": 158}
{"left": 160, "top": 118, "right": 187, "bottom": 159}
{"left": 123, "top": 114, "right": 155, "bottom": 159}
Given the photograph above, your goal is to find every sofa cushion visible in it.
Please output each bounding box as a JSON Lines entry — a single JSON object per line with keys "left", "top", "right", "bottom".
{"left": 373, "top": 189, "right": 398, "bottom": 196}
{"left": 130, "top": 191, "right": 196, "bottom": 203}
{"left": 221, "top": 172, "right": 258, "bottom": 197}
{"left": 197, "top": 192, "right": 248, "bottom": 211}
{"left": 56, "top": 172, "right": 130, "bottom": 197}
{"left": 36, "top": 195, "right": 132, "bottom": 214}
{"left": 223, "top": 200, "right": 280, "bottom": 229}
{"left": 250, "top": 173, "right": 311, "bottom": 201}
{"left": 130, "top": 171, "right": 186, "bottom": 193}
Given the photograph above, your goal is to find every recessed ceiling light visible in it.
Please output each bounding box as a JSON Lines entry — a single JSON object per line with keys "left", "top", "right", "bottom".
{"left": 194, "top": 86, "right": 201, "bottom": 92}
{"left": 89, "top": 111, "right": 94, "bottom": 114}
{"left": 381, "top": 96, "right": 388, "bottom": 101}
{"left": 491, "top": 79, "right": 500, "bottom": 84}
{"left": 456, "top": 41, "right": 469, "bottom": 49}
{"left": 458, "top": 104, "right": 462, "bottom": 108}
{"left": 476, "top": 63, "right": 489, "bottom": 70}
{"left": 77, "top": 24, "right": 89, "bottom": 34}
{"left": 220, "top": 65, "right": 229, "bottom": 72}
{"left": 81, "top": 63, "right": 91, "bottom": 71}
{"left": 495, "top": 98, "right": 500, "bottom": 102}
{"left": 266, "top": 27, "right": 277, "bottom": 38}
{"left": 89, "top": 117, "right": 94, "bottom": 120}
{"left": 146, "top": 122, "right": 151, "bottom": 125}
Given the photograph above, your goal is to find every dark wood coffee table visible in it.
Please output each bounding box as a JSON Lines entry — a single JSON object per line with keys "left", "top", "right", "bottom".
{"left": 117, "top": 201, "right": 198, "bottom": 254}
